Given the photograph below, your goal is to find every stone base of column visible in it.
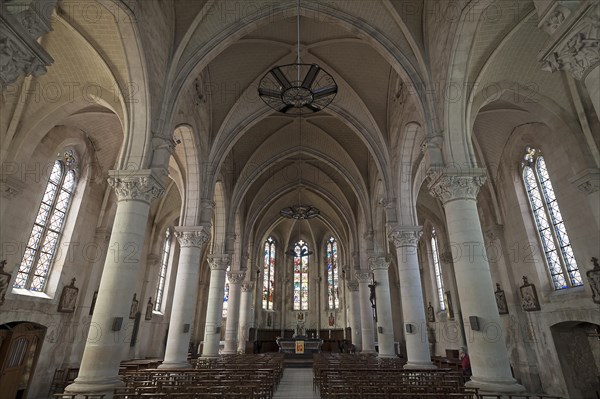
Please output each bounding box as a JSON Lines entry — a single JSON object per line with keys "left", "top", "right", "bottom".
{"left": 65, "top": 377, "right": 124, "bottom": 397}
{"left": 361, "top": 350, "right": 376, "bottom": 354}
{"left": 466, "top": 376, "right": 525, "bottom": 393}
{"left": 158, "top": 361, "right": 192, "bottom": 369}
{"left": 201, "top": 354, "right": 220, "bottom": 358}
{"left": 403, "top": 361, "right": 437, "bottom": 370}
{"left": 221, "top": 349, "right": 237, "bottom": 354}
{"left": 377, "top": 353, "right": 397, "bottom": 359}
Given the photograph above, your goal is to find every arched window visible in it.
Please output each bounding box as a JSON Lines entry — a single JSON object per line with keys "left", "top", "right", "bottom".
{"left": 263, "top": 237, "right": 276, "bottom": 310}
{"left": 326, "top": 236, "right": 339, "bottom": 310}
{"left": 154, "top": 229, "right": 171, "bottom": 312}
{"left": 223, "top": 271, "right": 230, "bottom": 318}
{"left": 293, "top": 240, "right": 309, "bottom": 311}
{"left": 13, "top": 150, "right": 78, "bottom": 292}
{"left": 522, "top": 147, "right": 582, "bottom": 289}
{"left": 431, "top": 227, "right": 446, "bottom": 311}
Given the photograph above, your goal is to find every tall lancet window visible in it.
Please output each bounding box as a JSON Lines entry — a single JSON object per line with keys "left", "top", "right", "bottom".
{"left": 154, "top": 229, "right": 171, "bottom": 312}
{"left": 326, "top": 236, "right": 339, "bottom": 310}
{"left": 293, "top": 240, "right": 309, "bottom": 310}
{"left": 14, "top": 150, "right": 78, "bottom": 292}
{"left": 223, "top": 270, "right": 230, "bottom": 317}
{"left": 431, "top": 227, "right": 446, "bottom": 311}
{"left": 522, "top": 147, "right": 582, "bottom": 289}
{"left": 263, "top": 236, "right": 276, "bottom": 310}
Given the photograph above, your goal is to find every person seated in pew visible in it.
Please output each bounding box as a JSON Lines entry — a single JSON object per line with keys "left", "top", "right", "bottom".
{"left": 459, "top": 346, "right": 472, "bottom": 378}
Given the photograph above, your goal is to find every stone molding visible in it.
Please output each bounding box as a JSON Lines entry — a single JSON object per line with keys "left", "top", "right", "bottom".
{"left": 0, "top": 1, "right": 56, "bottom": 86}
{"left": 355, "top": 272, "right": 372, "bottom": 283}
{"left": 369, "top": 256, "right": 391, "bottom": 271}
{"left": 174, "top": 226, "right": 211, "bottom": 248}
{"left": 227, "top": 271, "right": 246, "bottom": 284}
{"left": 0, "top": 175, "right": 27, "bottom": 199}
{"left": 539, "top": 2, "right": 600, "bottom": 80}
{"left": 388, "top": 226, "right": 422, "bottom": 248}
{"left": 569, "top": 168, "right": 600, "bottom": 194}
{"left": 94, "top": 227, "right": 112, "bottom": 243}
{"left": 428, "top": 169, "right": 487, "bottom": 203}
{"left": 208, "top": 255, "right": 231, "bottom": 271}
{"left": 108, "top": 169, "right": 166, "bottom": 203}
{"left": 241, "top": 282, "right": 254, "bottom": 292}
{"left": 347, "top": 280, "right": 359, "bottom": 291}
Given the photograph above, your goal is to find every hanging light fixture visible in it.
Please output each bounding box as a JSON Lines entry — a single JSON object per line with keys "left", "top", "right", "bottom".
{"left": 258, "top": 0, "right": 337, "bottom": 115}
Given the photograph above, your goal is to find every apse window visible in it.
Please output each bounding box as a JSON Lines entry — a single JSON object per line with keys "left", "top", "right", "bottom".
{"left": 522, "top": 147, "right": 582, "bottom": 290}
{"left": 431, "top": 227, "right": 446, "bottom": 310}
{"left": 326, "top": 236, "right": 340, "bottom": 310}
{"left": 293, "top": 240, "right": 309, "bottom": 311}
{"left": 154, "top": 229, "right": 172, "bottom": 313}
{"left": 263, "top": 236, "right": 276, "bottom": 310}
{"left": 13, "top": 150, "right": 79, "bottom": 293}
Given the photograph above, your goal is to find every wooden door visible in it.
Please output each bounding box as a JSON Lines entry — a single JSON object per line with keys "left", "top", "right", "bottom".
{"left": 0, "top": 323, "right": 46, "bottom": 399}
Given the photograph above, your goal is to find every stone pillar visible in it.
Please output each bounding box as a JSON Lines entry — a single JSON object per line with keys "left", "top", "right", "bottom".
{"left": 429, "top": 171, "right": 525, "bottom": 393}
{"left": 222, "top": 271, "right": 245, "bottom": 354}
{"left": 389, "top": 226, "right": 436, "bottom": 369}
{"left": 538, "top": 2, "right": 600, "bottom": 118}
{"left": 346, "top": 280, "right": 362, "bottom": 350}
{"left": 201, "top": 255, "right": 230, "bottom": 358}
{"left": 237, "top": 281, "right": 254, "bottom": 353}
{"left": 369, "top": 256, "right": 396, "bottom": 358}
{"left": 159, "top": 226, "right": 210, "bottom": 369}
{"left": 65, "top": 170, "right": 165, "bottom": 397}
{"left": 355, "top": 271, "right": 375, "bottom": 353}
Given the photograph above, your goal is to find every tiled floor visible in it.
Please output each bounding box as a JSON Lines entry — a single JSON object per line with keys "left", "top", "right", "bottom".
{"left": 273, "top": 368, "right": 320, "bottom": 399}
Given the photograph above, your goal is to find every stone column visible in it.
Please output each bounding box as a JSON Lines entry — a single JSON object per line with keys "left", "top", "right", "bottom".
{"left": 389, "top": 226, "right": 436, "bottom": 369}
{"left": 346, "top": 280, "right": 362, "bottom": 350}
{"left": 355, "top": 271, "right": 375, "bottom": 353}
{"left": 538, "top": 2, "right": 600, "bottom": 119}
{"left": 201, "top": 255, "right": 230, "bottom": 358}
{"left": 237, "top": 281, "right": 255, "bottom": 353}
{"left": 222, "top": 271, "right": 245, "bottom": 354}
{"left": 66, "top": 170, "right": 165, "bottom": 397}
{"left": 429, "top": 171, "right": 524, "bottom": 393}
{"left": 159, "top": 226, "right": 210, "bottom": 369}
{"left": 369, "top": 256, "right": 396, "bottom": 358}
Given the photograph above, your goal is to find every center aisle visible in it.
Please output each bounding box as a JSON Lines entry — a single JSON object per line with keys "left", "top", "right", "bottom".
{"left": 273, "top": 368, "right": 320, "bottom": 399}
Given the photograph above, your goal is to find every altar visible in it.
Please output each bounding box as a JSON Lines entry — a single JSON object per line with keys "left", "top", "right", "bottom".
{"left": 277, "top": 338, "right": 323, "bottom": 355}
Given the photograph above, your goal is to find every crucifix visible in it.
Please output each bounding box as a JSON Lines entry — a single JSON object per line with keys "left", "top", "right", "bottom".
{"left": 368, "top": 274, "right": 377, "bottom": 322}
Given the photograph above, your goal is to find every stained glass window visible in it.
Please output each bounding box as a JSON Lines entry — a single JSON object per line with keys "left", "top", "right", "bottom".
{"left": 14, "top": 150, "right": 78, "bottom": 292}
{"left": 431, "top": 228, "right": 446, "bottom": 311}
{"left": 223, "top": 270, "right": 230, "bottom": 318}
{"left": 293, "top": 240, "right": 309, "bottom": 311}
{"left": 326, "top": 236, "right": 339, "bottom": 310}
{"left": 522, "top": 147, "right": 582, "bottom": 289}
{"left": 154, "top": 229, "right": 171, "bottom": 312}
{"left": 263, "top": 237, "right": 276, "bottom": 310}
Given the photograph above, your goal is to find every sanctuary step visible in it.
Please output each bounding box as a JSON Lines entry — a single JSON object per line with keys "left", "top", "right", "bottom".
{"left": 284, "top": 353, "right": 314, "bottom": 368}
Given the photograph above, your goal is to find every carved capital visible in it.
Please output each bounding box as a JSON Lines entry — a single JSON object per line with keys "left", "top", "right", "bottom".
{"left": 388, "top": 226, "right": 422, "bottom": 248}
{"left": 428, "top": 169, "right": 486, "bottom": 204}
{"left": 208, "top": 255, "right": 231, "bottom": 271}
{"left": 369, "top": 256, "right": 391, "bottom": 271}
{"left": 174, "top": 225, "right": 211, "bottom": 248}
{"left": 108, "top": 169, "right": 166, "bottom": 203}
{"left": 355, "top": 272, "right": 372, "bottom": 283}
{"left": 347, "top": 280, "right": 359, "bottom": 291}
{"left": 94, "top": 227, "right": 111, "bottom": 243}
{"left": 241, "top": 281, "right": 255, "bottom": 292}
{"left": 539, "top": 3, "right": 600, "bottom": 80}
{"left": 569, "top": 168, "right": 600, "bottom": 194}
{"left": 152, "top": 134, "right": 177, "bottom": 154}
{"left": 227, "top": 271, "right": 246, "bottom": 284}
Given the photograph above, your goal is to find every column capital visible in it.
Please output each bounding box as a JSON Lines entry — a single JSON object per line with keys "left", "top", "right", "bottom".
{"left": 227, "top": 271, "right": 246, "bottom": 284}
{"left": 151, "top": 133, "right": 177, "bottom": 155}
{"left": 94, "top": 227, "right": 111, "bottom": 242}
{"left": 108, "top": 169, "right": 167, "bottom": 203}
{"left": 369, "top": 256, "right": 391, "bottom": 271}
{"left": 539, "top": 2, "right": 600, "bottom": 80}
{"left": 355, "top": 272, "right": 372, "bottom": 283}
{"left": 207, "top": 255, "right": 231, "bottom": 271}
{"left": 347, "top": 280, "right": 359, "bottom": 291}
{"left": 569, "top": 168, "right": 600, "bottom": 194}
{"left": 427, "top": 169, "right": 486, "bottom": 204}
{"left": 201, "top": 198, "right": 217, "bottom": 209}
{"left": 174, "top": 225, "right": 211, "bottom": 248}
{"left": 241, "top": 281, "right": 255, "bottom": 292}
{"left": 388, "top": 226, "right": 422, "bottom": 248}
